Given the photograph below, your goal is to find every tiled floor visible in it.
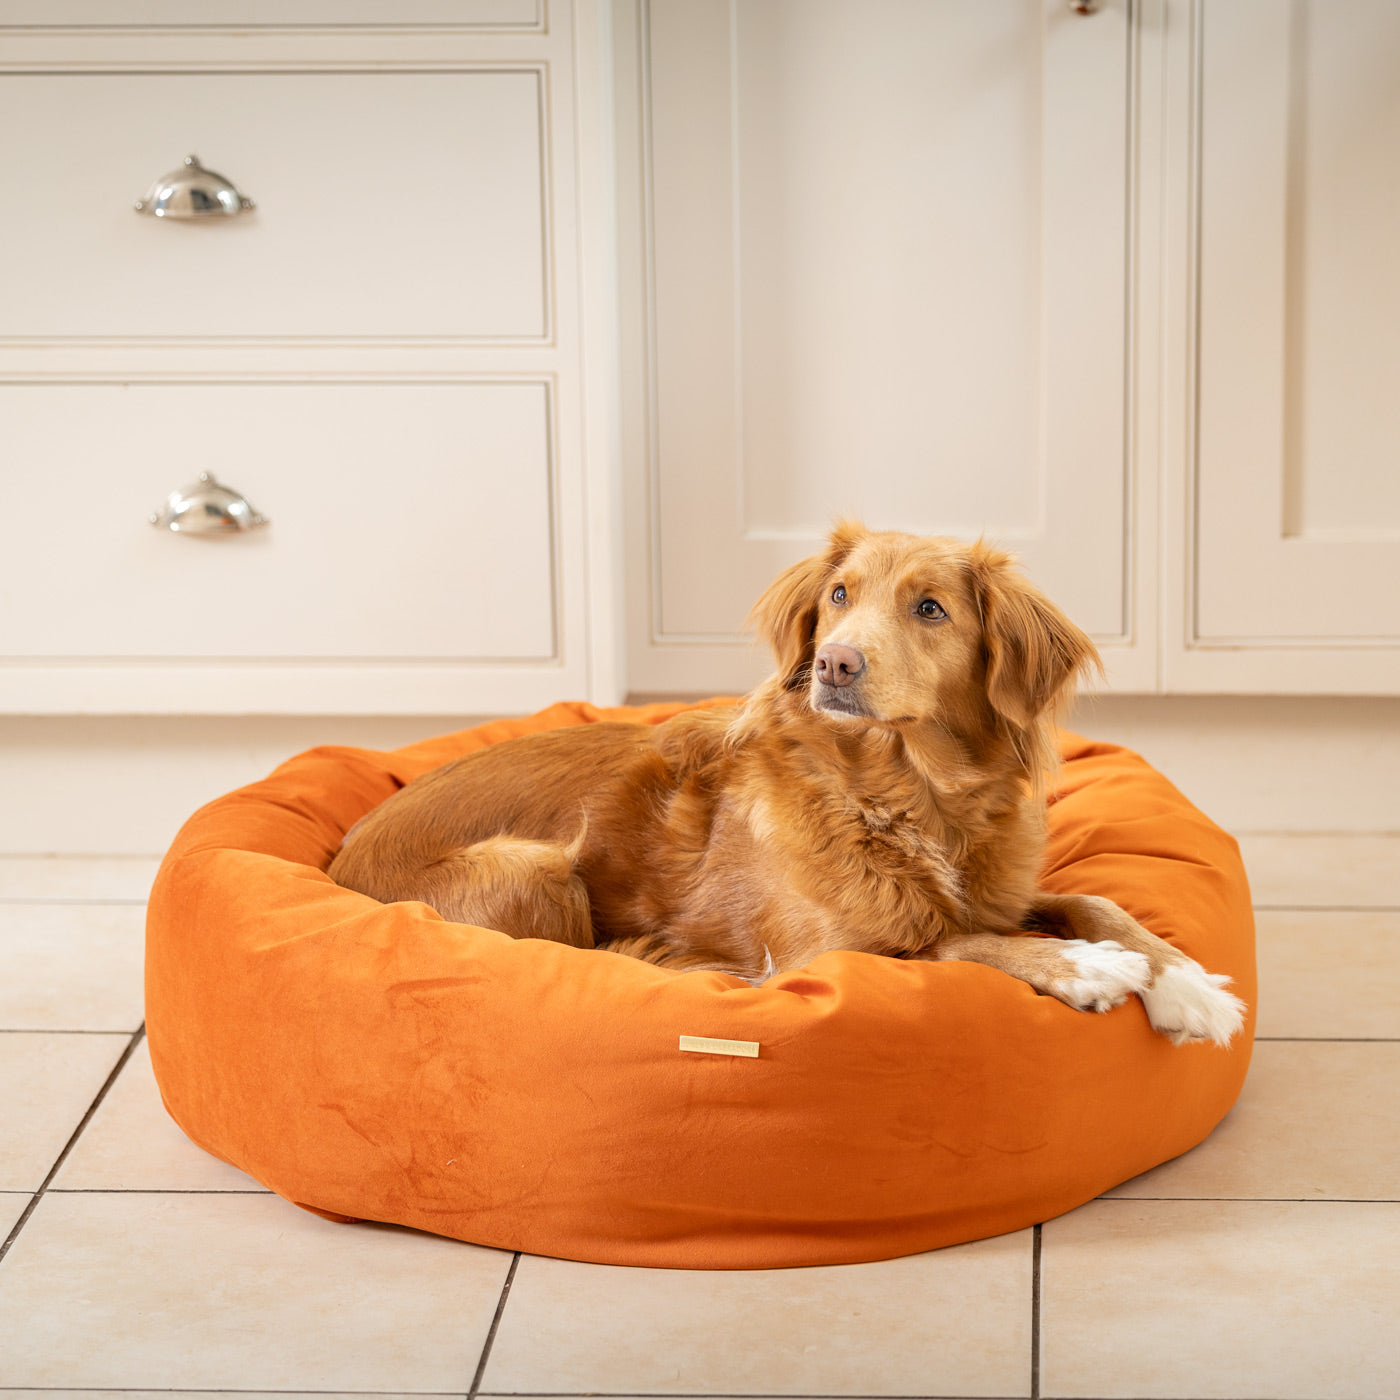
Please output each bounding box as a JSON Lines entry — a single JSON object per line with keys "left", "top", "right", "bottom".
{"left": 1, "top": 838, "right": 1397, "bottom": 1399}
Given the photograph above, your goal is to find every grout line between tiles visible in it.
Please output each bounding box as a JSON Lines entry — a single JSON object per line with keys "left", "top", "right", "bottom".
{"left": 1030, "top": 1221, "right": 1042, "bottom": 1399}
{"left": 0, "top": 1393, "right": 1245, "bottom": 1400}
{"left": 1232, "top": 817, "right": 1400, "bottom": 828}
{"left": 1253, "top": 903, "right": 1400, "bottom": 913}
{"left": 0, "top": 1027, "right": 144, "bottom": 1036}
{"left": 0, "top": 1392, "right": 1234, "bottom": 1400}
{"left": 44, "top": 1187, "right": 273, "bottom": 1194}
{"left": 1095, "top": 1195, "right": 1400, "bottom": 1204}
{"left": 0, "top": 897, "right": 150, "bottom": 907}
{"left": 1254, "top": 1036, "right": 1399, "bottom": 1043}
{"left": 469, "top": 1250, "right": 521, "bottom": 1399}
{"left": 0, "top": 1022, "right": 145, "bottom": 1267}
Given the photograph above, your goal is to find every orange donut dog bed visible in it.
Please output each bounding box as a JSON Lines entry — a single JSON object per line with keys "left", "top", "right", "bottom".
{"left": 146, "top": 701, "right": 1255, "bottom": 1269}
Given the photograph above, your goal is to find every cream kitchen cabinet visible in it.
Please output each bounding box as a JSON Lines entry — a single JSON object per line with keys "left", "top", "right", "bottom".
{"left": 0, "top": 2, "right": 543, "bottom": 23}
{"left": 7, "top": 0, "right": 1399, "bottom": 716}
{"left": 615, "top": 0, "right": 1400, "bottom": 698}
{"left": 0, "top": 1, "right": 623, "bottom": 715}
{"left": 4, "top": 381, "right": 555, "bottom": 693}
{"left": 0, "top": 72, "right": 548, "bottom": 341}
{"left": 614, "top": 0, "right": 1149, "bottom": 697}
{"left": 1169, "top": 0, "right": 1400, "bottom": 693}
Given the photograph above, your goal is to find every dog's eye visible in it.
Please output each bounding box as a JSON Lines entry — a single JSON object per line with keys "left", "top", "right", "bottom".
{"left": 831, "top": 585, "right": 847, "bottom": 605}
{"left": 917, "top": 598, "right": 947, "bottom": 621}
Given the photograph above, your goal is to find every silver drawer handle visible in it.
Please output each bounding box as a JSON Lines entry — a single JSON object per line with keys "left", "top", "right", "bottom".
{"left": 135, "top": 154, "right": 255, "bottom": 219}
{"left": 150, "top": 473, "right": 269, "bottom": 535}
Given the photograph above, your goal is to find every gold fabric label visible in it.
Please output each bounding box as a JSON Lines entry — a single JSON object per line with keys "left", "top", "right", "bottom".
{"left": 678, "top": 1035, "right": 760, "bottom": 1058}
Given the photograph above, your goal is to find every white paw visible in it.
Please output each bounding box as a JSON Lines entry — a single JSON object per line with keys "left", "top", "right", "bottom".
{"left": 1057, "top": 939, "right": 1153, "bottom": 1013}
{"left": 1142, "top": 960, "right": 1247, "bottom": 1047}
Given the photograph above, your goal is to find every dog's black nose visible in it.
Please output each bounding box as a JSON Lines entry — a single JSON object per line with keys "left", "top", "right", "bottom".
{"left": 815, "top": 643, "right": 866, "bottom": 688}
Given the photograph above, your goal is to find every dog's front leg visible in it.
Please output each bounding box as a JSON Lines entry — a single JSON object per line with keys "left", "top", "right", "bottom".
{"left": 929, "top": 930, "right": 1152, "bottom": 1017}
{"left": 1024, "top": 892, "right": 1246, "bottom": 1047}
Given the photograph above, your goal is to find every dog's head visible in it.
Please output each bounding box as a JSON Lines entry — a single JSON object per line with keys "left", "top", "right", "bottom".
{"left": 750, "top": 521, "right": 1100, "bottom": 747}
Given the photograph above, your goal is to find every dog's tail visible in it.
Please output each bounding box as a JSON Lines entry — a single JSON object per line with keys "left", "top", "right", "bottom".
{"left": 415, "top": 829, "right": 594, "bottom": 948}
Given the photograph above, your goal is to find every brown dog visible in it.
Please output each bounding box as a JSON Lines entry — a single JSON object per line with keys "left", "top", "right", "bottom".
{"left": 330, "top": 524, "right": 1244, "bottom": 1045}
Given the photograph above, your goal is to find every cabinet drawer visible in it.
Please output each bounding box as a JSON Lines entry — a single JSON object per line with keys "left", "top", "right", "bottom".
{"left": 0, "top": 1, "right": 541, "bottom": 24}
{"left": 0, "top": 381, "right": 556, "bottom": 662}
{"left": 0, "top": 71, "right": 547, "bottom": 341}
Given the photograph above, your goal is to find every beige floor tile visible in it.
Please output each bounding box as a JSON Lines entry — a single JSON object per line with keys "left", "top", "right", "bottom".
{"left": 0, "top": 1032, "right": 129, "bottom": 1190}
{"left": 1041, "top": 1199, "right": 1400, "bottom": 1399}
{"left": 1238, "top": 833, "right": 1400, "bottom": 909}
{"left": 0, "top": 1192, "right": 512, "bottom": 1390}
{"left": 1255, "top": 909, "right": 1400, "bottom": 1038}
{"left": 1106, "top": 1041, "right": 1400, "bottom": 1201}
{"left": 0, "top": 1192, "right": 30, "bottom": 1238}
{"left": 52, "top": 1038, "right": 268, "bottom": 1193}
{"left": 0, "top": 855, "right": 161, "bottom": 903}
{"left": 1, "top": 1395, "right": 441, "bottom": 1400}
{"left": 484, "top": 1232, "right": 1032, "bottom": 1397}
{"left": 0, "top": 902, "right": 146, "bottom": 1031}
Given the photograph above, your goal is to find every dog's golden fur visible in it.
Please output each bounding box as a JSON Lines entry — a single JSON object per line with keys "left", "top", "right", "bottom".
{"left": 330, "top": 524, "right": 1244, "bottom": 1044}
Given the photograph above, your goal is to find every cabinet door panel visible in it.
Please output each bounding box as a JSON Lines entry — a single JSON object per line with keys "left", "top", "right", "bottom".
{"left": 628, "top": 0, "right": 1133, "bottom": 691}
{"left": 1195, "top": 0, "right": 1400, "bottom": 651}
{"left": 0, "top": 72, "right": 546, "bottom": 341}
{"left": 0, "top": 382, "right": 555, "bottom": 661}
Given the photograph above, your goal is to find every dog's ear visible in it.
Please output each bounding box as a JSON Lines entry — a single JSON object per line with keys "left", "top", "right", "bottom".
{"left": 970, "top": 543, "right": 1102, "bottom": 728}
{"left": 749, "top": 520, "right": 866, "bottom": 686}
